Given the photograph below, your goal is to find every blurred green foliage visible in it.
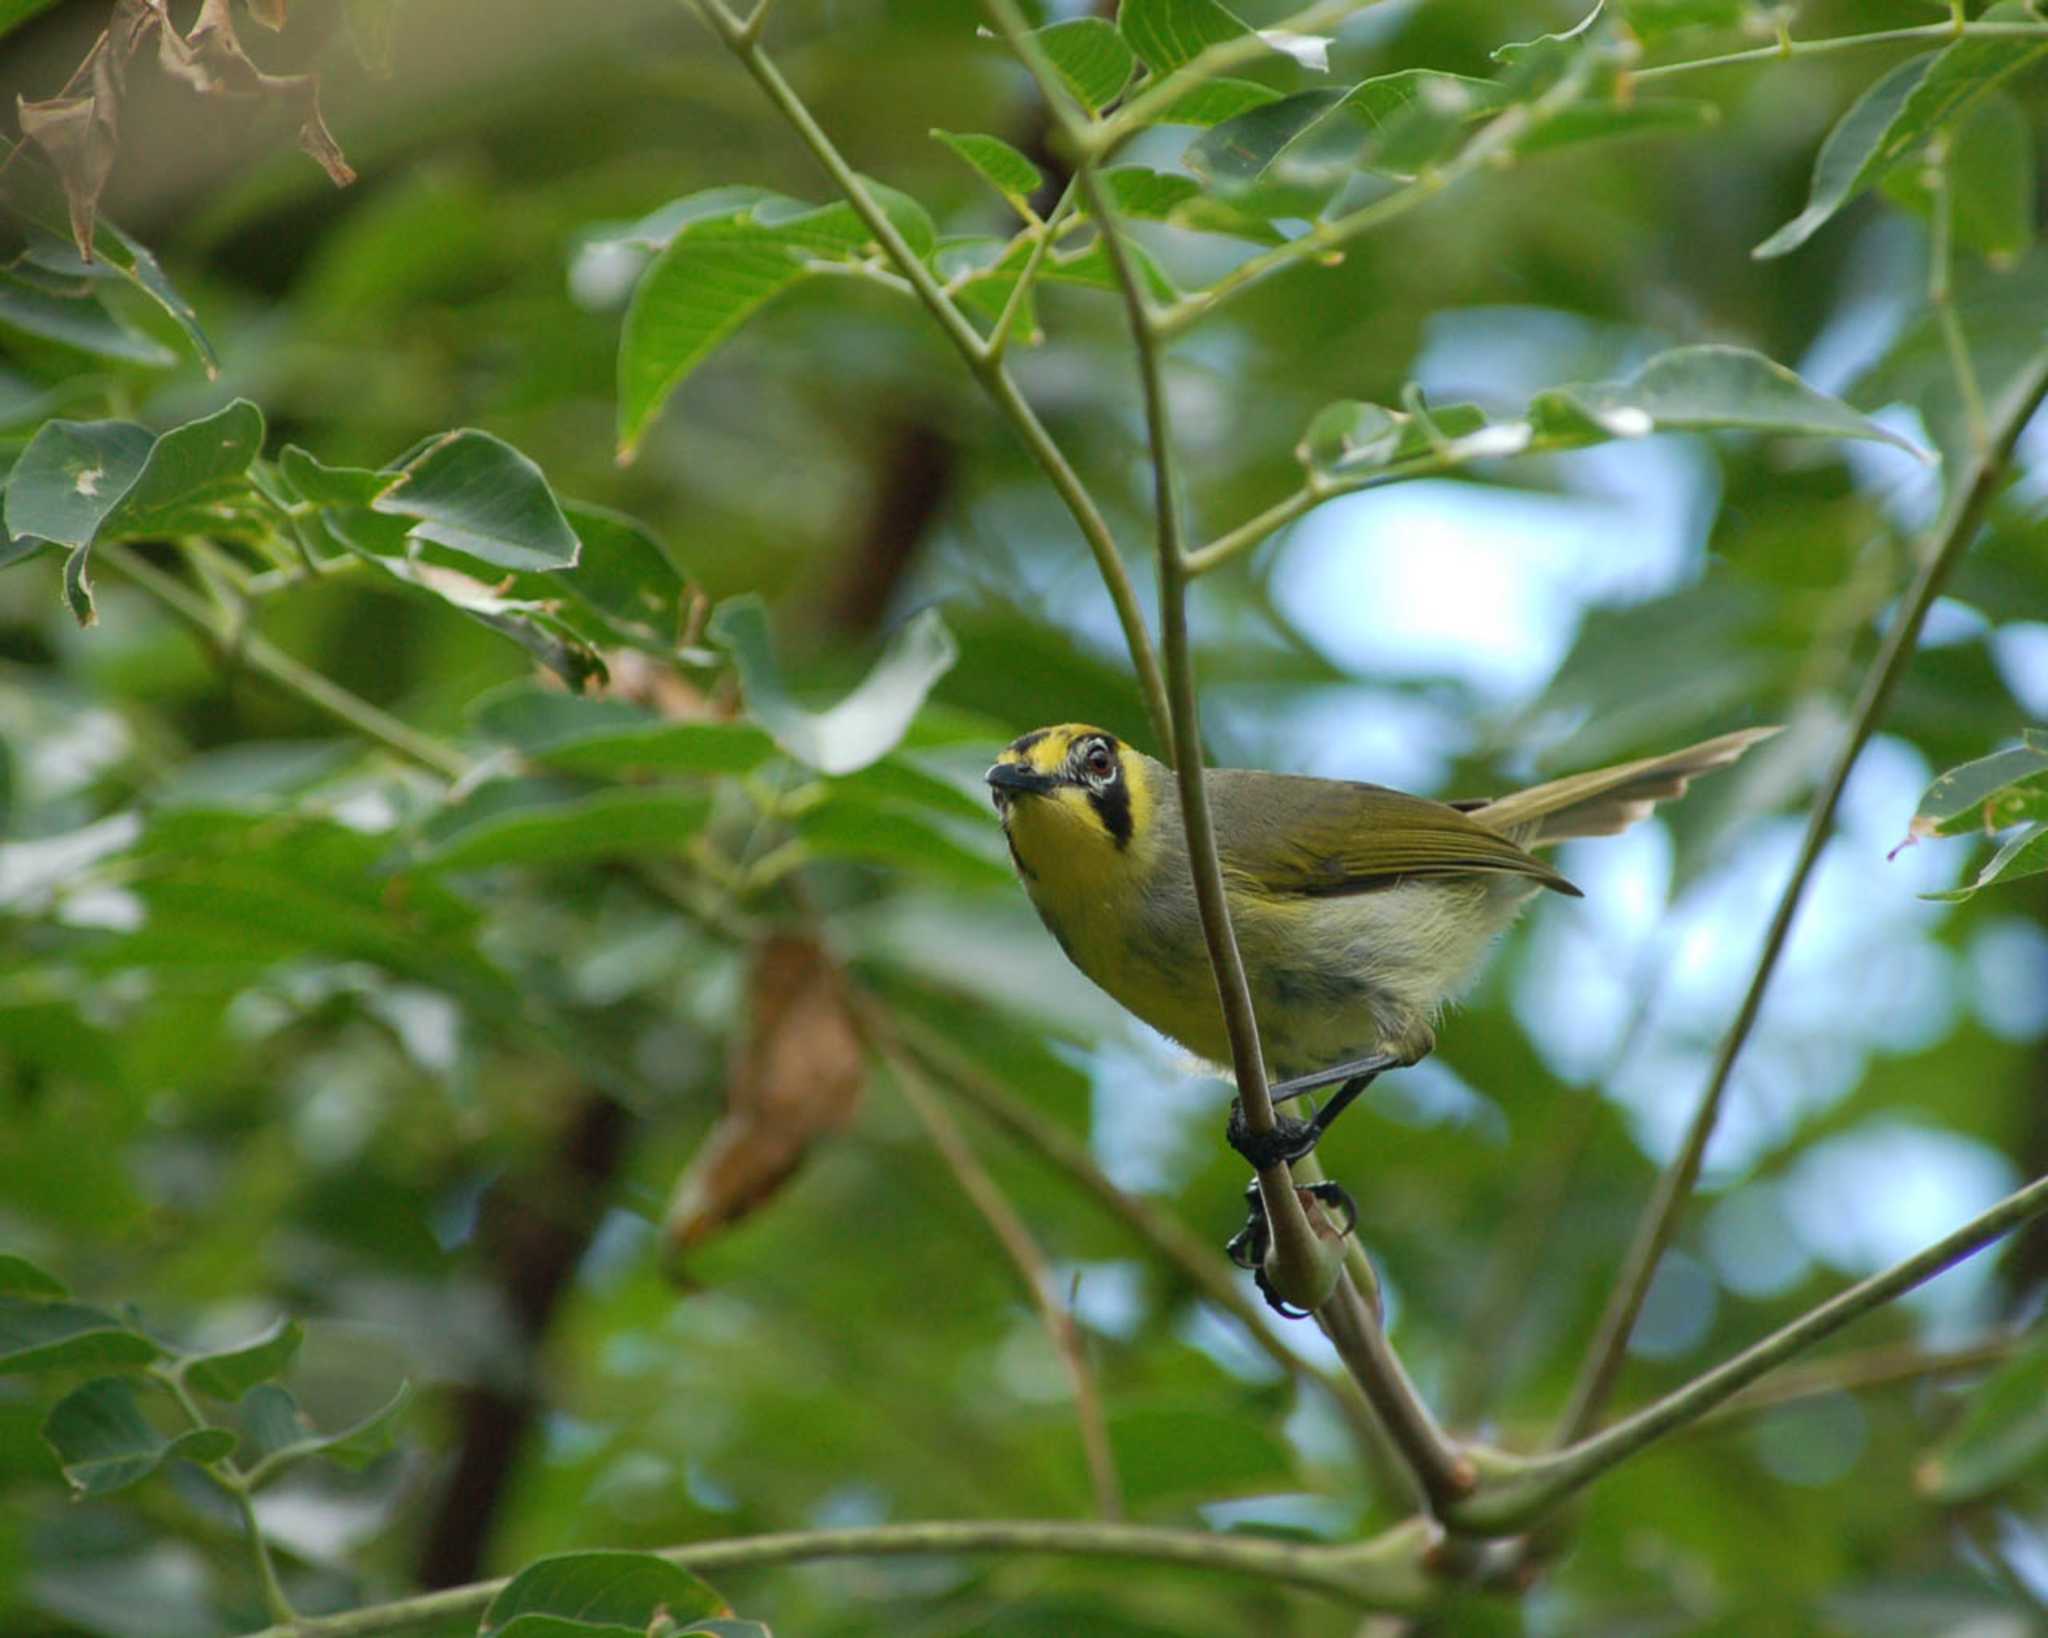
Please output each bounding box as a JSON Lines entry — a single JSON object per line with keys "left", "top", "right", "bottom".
{"left": 3, "top": 1, "right": 2048, "bottom": 1634}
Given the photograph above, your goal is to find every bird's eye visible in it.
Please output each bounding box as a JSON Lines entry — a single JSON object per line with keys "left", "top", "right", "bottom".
{"left": 1083, "top": 741, "right": 1117, "bottom": 781}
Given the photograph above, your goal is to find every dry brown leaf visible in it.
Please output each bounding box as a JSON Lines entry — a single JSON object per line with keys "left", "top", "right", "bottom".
{"left": 243, "top": 0, "right": 288, "bottom": 30}
{"left": 16, "top": 92, "right": 117, "bottom": 260}
{"left": 661, "top": 935, "right": 867, "bottom": 1261}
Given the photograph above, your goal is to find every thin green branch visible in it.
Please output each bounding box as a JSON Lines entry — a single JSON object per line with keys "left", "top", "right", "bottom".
{"left": 687, "top": 0, "right": 1173, "bottom": 751}
{"left": 1455, "top": 1168, "right": 2048, "bottom": 1534}
{"left": 239, "top": 1517, "right": 1443, "bottom": 1636}
{"left": 1632, "top": 21, "right": 2048, "bottom": 83}
{"left": 890, "top": 1012, "right": 1404, "bottom": 1487}
{"left": 877, "top": 1038, "right": 1124, "bottom": 1521}
{"left": 100, "top": 543, "right": 474, "bottom": 783}
{"left": 154, "top": 1364, "right": 296, "bottom": 1625}
{"left": 987, "top": 182, "right": 1078, "bottom": 361}
{"left": 1554, "top": 344, "right": 2048, "bottom": 1448}
{"left": 1924, "top": 135, "right": 1989, "bottom": 456}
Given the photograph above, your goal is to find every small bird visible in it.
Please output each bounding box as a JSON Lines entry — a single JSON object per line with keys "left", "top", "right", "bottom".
{"left": 987, "top": 722, "right": 1777, "bottom": 1168}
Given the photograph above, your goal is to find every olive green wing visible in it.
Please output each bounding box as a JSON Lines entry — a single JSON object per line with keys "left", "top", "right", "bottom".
{"left": 1206, "top": 771, "right": 1581, "bottom": 899}
{"left": 1470, "top": 726, "right": 1780, "bottom": 843}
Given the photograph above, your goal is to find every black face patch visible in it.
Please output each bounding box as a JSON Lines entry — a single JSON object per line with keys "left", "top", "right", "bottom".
{"left": 1088, "top": 779, "right": 1133, "bottom": 849}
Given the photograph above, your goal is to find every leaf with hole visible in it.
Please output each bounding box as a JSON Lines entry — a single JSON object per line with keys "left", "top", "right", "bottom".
{"left": 1908, "top": 737, "right": 2048, "bottom": 841}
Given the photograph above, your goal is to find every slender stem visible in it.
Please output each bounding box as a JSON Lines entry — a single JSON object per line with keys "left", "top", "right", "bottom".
{"left": 1632, "top": 21, "right": 2048, "bottom": 83}
{"left": 878, "top": 1038, "right": 1124, "bottom": 1520}
{"left": 987, "top": 183, "right": 1077, "bottom": 361}
{"left": 1456, "top": 1169, "right": 2048, "bottom": 1534}
{"left": 890, "top": 1012, "right": 1402, "bottom": 1483}
{"left": 1924, "top": 136, "right": 1989, "bottom": 457}
{"left": 100, "top": 543, "right": 474, "bottom": 782}
{"left": 238, "top": 1518, "right": 1441, "bottom": 1636}
{"left": 154, "top": 1365, "right": 297, "bottom": 1625}
{"left": 688, "top": 0, "right": 1173, "bottom": 751}
{"left": 1554, "top": 345, "right": 2048, "bottom": 1447}
{"left": 1697, "top": 1335, "right": 2021, "bottom": 1431}
{"left": 1317, "top": 1270, "right": 1476, "bottom": 1508}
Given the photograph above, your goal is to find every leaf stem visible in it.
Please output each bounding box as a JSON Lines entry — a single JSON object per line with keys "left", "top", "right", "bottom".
{"left": 688, "top": 0, "right": 1173, "bottom": 751}
{"left": 1553, "top": 344, "right": 2048, "bottom": 1447}
{"left": 1925, "top": 135, "right": 1989, "bottom": 456}
{"left": 153, "top": 1364, "right": 297, "bottom": 1625}
{"left": 99, "top": 543, "right": 474, "bottom": 782}
{"left": 1632, "top": 21, "right": 2048, "bottom": 82}
{"left": 237, "top": 1517, "right": 1441, "bottom": 1636}
{"left": 1456, "top": 1168, "right": 2048, "bottom": 1533}
{"left": 987, "top": 182, "right": 1077, "bottom": 361}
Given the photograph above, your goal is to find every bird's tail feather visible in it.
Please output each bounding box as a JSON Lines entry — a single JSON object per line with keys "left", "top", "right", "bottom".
{"left": 1472, "top": 726, "right": 1780, "bottom": 845}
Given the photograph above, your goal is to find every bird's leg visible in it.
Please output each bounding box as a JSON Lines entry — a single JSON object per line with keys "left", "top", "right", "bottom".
{"left": 1226, "top": 1053, "right": 1401, "bottom": 1169}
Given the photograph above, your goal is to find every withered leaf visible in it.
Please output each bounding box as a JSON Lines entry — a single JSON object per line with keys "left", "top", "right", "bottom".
{"left": 661, "top": 935, "right": 867, "bottom": 1261}
{"left": 16, "top": 90, "right": 117, "bottom": 261}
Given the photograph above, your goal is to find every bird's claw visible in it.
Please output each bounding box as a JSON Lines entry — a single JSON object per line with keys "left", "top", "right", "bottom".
{"left": 1225, "top": 1177, "right": 1359, "bottom": 1317}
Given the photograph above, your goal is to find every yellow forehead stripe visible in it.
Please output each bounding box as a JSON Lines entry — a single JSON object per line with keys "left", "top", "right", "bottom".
{"left": 1002, "top": 724, "right": 1112, "bottom": 776}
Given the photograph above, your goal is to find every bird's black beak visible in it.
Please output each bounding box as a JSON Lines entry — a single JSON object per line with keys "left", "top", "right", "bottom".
{"left": 986, "top": 762, "right": 1057, "bottom": 798}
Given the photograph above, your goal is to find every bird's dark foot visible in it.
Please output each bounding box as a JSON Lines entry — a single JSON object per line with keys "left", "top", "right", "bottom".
{"left": 1226, "top": 1099, "right": 1320, "bottom": 1169}
{"left": 1226, "top": 1178, "right": 1359, "bottom": 1317}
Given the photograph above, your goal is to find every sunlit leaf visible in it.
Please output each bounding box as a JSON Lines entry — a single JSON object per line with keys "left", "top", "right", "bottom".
{"left": 479, "top": 1551, "right": 725, "bottom": 1638}
{"left": 43, "top": 1378, "right": 236, "bottom": 1497}
{"left": 711, "top": 596, "right": 957, "bottom": 776}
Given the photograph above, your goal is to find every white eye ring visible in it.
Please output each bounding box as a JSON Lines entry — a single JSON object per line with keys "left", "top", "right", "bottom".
{"left": 1082, "top": 741, "right": 1116, "bottom": 781}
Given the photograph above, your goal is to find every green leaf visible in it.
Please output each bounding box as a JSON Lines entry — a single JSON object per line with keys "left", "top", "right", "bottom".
{"left": 0, "top": 270, "right": 177, "bottom": 366}
{"left": 0, "top": 1296, "right": 161, "bottom": 1374}
{"left": 1923, "top": 821, "right": 2048, "bottom": 903}
{"left": 1918, "top": 1343, "right": 2048, "bottom": 1502}
{"left": 711, "top": 596, "right": 957, "bottom": 776}
{"left": 1152, "top": 77, "right": 1283, "bottom": 127}
{"left": 479, "top": 1551, "right": 725, "bottom": 1638}
{"left": 308, "top": 1378, "right": 411, "bottom": 1470}
{"left": 411, "top": 780, "right": 715, "bottom": 873}
{"left": 1527, "top": 344, "right": 1930, "bottom": 458}
{"left": 470, "top": 684, "right": 780, "bottom": 776}
{"left": 618, "top": 186, "right": 936, "bottom": 459}
{"left": 0, "top": 134, "right": 218, "bottom": 371}
{"left": 1294, "top": 398, "right": 1487, "bottom": 477}
{"left": 277, "top": 444, "right": 388, "bottom": 507}
{"left": 1043, "top": 236, "right": 1182, "bottom": 303}
{"left": 1514, "top": 98, "right": 1718, "bottom": 156}
{"left": 43, "top": 1377, "right": 236, "bottom": 1496}
{"left": 4, "top": 417, "right": 153, "bottom": 550}
{"left": 1755, "top": 8, "right": 2048, "bottom": 260}
{"left": 1617, "top": 0, "right": 1742, "bottom": 39}
{"left": 0, "top": 1254, "right": 66, "bottom": 1300}
{"left": 1118, "top": 0, "right": 1253, "bottom": 75}
{"left": 1493, "top": 3, "right": 1608, "bottom": 71}
{"left": 1909, "top": 737, "right": 2048, "bottom": 839}
{"left": 1098, "top": 167, "right": 1284, "bottom": 245}
{"left": 1187, "top": 89, "right": 1345, "bottom": 189}
{"left": 1344, "top": 69, "right": 1506, "bottom": 174}
{"left": 95, "top": 399, "right": 266, "bottom": 541}
{"left": 797, "top": 800, "right": 1011, "bottom": 890}
{"left": 1881, "top": 92, "right": 2036, "bottom": 265}
{"left": 186, "top": 1318, "right": 304, "bottom": 1402}
{"left": 1034, "top": 18, "right": 1134, "bottom": 115}
{"left": 373, "top": 429, "right": 582, "bottom": 573}
{"left": 932, "top": 130, "right": 1043, "bottom": 203}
